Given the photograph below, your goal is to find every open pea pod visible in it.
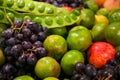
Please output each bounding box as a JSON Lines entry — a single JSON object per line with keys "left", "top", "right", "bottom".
{"left": 0, "top": 7, "right": 80, "bottom": 28}
{"left": 1, "top": 0, "right": 69, "bottom": 15}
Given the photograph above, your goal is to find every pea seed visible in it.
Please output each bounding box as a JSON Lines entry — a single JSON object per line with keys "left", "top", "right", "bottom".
{"left": 70, "top": 14, "right": 77, "bottom": 20}
{"left": 56, "top": 16, "right": 64, "bottom": 25}
{"left": 33, "top": 17, "right": 42, "bottom": 24}
{"left": 45, "top": 17, "right": 53, "bottom": 26}
{"left": 72, "top": 10, "right": 80, "bottom": 16}
{"left": 28, "top": 2, "right": 35, "bottom": 11}
{"left": 46, "top": 7, "right": 54, "bottom": 14}
{"left": 38, "top": 5, "right": 45, "bottom": 13}
{"left": 24, "top": 16, "right": 31, "bottom": 21}
{"left": 6, "top": 0, "right": 14, "bottom": 7}
{"left": 64, "top": 15, "right": 71, "bottom": 23}
{"left": 17, "top": 0, "right": 25, "bottom": 8}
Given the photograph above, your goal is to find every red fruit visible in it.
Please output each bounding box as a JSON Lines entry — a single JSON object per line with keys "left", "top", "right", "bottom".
{"left": 88, "top": 42, "right": 116, "bottom": 68}
{"left": 61, "top": 6, "right": 73, "bottom": 12}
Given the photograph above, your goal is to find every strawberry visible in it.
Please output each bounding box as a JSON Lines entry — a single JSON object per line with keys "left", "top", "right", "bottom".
{"left": 88, "top": 42, "right": 116, "bottom": 68}
{"left": 61, "top": 6, "right": 73, "bottom": 12}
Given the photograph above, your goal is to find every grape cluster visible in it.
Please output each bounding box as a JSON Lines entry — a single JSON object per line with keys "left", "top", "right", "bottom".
{"left": 71, "top": 51, "right": 120, "bottom": 80}
{"left": 0, "top": 20, "right": 48, "bottom": 80}
{"left": 34, "top": 0, "right": 87, "bottom": 9}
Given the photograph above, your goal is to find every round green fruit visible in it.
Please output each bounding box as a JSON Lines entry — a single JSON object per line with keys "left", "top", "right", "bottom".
{"left": 104, "top": 22, "right": 120, "bottom": 46}
{"left": 43, "top": 77, "right": 59, "bottom": 80}
{"left": 67, "top": 26, "right": 92, "bottom": 51}
{"left": 35, "top": 57, "right": 61, "bottom": 79}
{"left": 43, "top": 35, "right": 67, "bottom": 60}
{"left": 61, "top": 50, "right": 84, "bottom": 76}
{"left": 13, "top": 75, "right": 34, "bottom": 80}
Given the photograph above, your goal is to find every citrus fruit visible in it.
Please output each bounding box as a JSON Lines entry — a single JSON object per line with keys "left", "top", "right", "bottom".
{"left": 67, "top": 26, "right": 92, "bottom": 51}
{"left": 104, "top": 22, "right": 120, "bottom": 46}
{"left": 108, "top": 9, "right": 120, "bottom": 23}
{"left": 61, "top": 50, "right": 84, "bottom": 75}
{"left": 13, "top": 75, "right": 34, "bottom": 80}
{"left": 91, "top": 22, "right": 107, "bottom": 41}
{"left": 48, "top": 27, "right": 67, "bottom": 37}
{"left": 95, "top": 14, "right": 109, "bottom": 24}
{"left": 80, "top": 9, "right": 95, "bottom": 29}
{"left": 96, "top": 8, "right": 109, "bottom": 16}
{"left": 35, "top": 57, "right": 61, "bottom": 79}
{"left": 0, "top": 48, "right": 5, "bottom": 66}
{"left": 85, "top": 0, "right": 99, "bottom": 12}
{"left": 88, "top": 42, "right": 116, "bottom": 68}
{"left": 43, "top": 77, "right": 59, "bottom": 80}
{"left": 43, "top": 35, "right": 67, "bottom": 60}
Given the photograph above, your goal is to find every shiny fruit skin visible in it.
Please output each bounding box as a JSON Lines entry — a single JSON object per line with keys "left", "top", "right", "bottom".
{"left": 88, "top": 42, "right": 116, "bottom": 68}
{"left": 61, "top": 50, "right": 84, "bottom": 76}
{"left": 43, "top": 35, "right": 67, "bottom": 60}
{"left": 67, "top": 26, "right": 92, "bottom": 51}
{"left": 104, "top": 22, "right": 120, "bottom": 46}
{"left": 35, "top": 57, "right": 61, "bottom": 79}
{"left": 13, "top": 75, "right": 34, "bottom": 80}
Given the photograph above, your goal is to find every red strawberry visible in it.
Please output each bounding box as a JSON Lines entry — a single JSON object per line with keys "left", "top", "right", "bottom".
{"left": 88, "top": 42, "right": 116, "bottom": 68}
{"left": 61, "top": 6, "right": 73, "bottom": 12}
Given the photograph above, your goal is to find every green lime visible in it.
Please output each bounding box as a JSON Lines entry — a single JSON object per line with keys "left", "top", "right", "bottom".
{"left": 61, "top": 50, "right": 84, "bottom": 76}
{"left": 84, "top": 0, "right": 99, "bottom": 12}
{"left": 80, "top": 9, "right": 95, "bottom": 29}
{"left": 48, "top": 27, "right": 67, "bottom": 37}
{"left": 13, "top": 75, "right": 34, "bottom": 80}
{"left": 108, "top": 9, "right": 120, "bottom": 23}
{"left": 0, "top": 48, "right": 5, "bottom": 66}
{"left": 104, "top": 22, "right": 120, "bottom": 46}
{"left": 91, "top": 22, "right": 107, "bottom": 41}
{"left": 43, "top": 77, "right": 59, "bottom": 80}
{"left": 35, "top": 57, "right": 61, "bottom": 79}
{"left": 96, "top": 8, "right": 109, "bottom": 17}
{"left": 43, "top": 35, "right": 67, "bottom": 60}
{"left": 67, "top": 26, "right": 92, "bottom": 51}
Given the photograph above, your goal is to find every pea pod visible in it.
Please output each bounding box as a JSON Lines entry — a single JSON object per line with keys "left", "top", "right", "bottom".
{"left": 1, "top": 0, "right": 69, "bottom": 15}
{"left": 0, "top": 7, "right": 80, "bottom": 28}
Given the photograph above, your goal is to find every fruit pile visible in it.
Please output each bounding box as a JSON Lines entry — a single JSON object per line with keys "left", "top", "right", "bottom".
{"left": 0, "top": 0, "right": 120, "bottom": 80}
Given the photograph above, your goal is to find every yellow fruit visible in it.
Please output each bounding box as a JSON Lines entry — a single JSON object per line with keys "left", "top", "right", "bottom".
{"left": 35, "top": 57, "right": 61, "bottom": 79}
{"left": 13, "top": 75, "right": 34, "bottom": 80}
{"left": 95, "top": 15, "right": 109, "bottom": 24}
{"left": 0, "top": 48, "right": 5, "bottom": 66}
{"left": 43, "top": 77, "right": 59, "bottom": 80}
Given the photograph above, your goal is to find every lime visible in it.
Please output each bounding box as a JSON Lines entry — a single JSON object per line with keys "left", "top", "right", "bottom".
{"left": 35, "top": 57, "right": 61, "bottom": 79}
{"left": 104, "top": 22, "right": 120, "bottom": 46}
{"left": 0, "top": 48, "right": 5, "bottom": 66}
{"left": 84, "top": 0, "right": 99, "bottom": 12}
{"left": 67, "top": 26, "right": 92, "bottom": 51}
{"left": 48, "top": 27, "right": 67, "bottom": 37}
{"left": 43, "top": 35, "right": 67, "bottom": 60}
{"left": 96, "top": 8, "right": 109, "bottom": 17}
{"left": 61, "top": 50, "right": 84, "bottom": 76}
{"left": 108, "top": 9, "right": 120, "bottom": 23}
{"left": 80, "top": 9, "right": 95, "bottom": 29}
{"left": 43, "top": 77, "right": 59, "bottom": 80}
{"left": 13, "top": 75, "right": 34, "bottom": 80}
{"left": 91, "top": 22, "right": 107, "bottom": 41}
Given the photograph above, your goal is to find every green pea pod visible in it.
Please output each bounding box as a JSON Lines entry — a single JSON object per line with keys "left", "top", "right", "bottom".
{"left": 0, "top": 7, "right": 80, "bottom": 28}
{"left": 1, "top": 0, "right": 69, "bottom": 15}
